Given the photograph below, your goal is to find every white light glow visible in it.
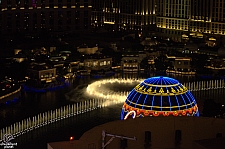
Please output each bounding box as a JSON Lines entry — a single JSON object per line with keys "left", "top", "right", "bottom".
{"left": 86, "top": 78, "right": 143, "bottom": 106}
{"left": 124, "top": 110, "right": 136, "bottom": 120}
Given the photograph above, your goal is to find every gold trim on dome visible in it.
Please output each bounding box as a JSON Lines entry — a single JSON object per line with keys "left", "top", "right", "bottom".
{"left": 134, "top": 84, "right": 188, "bottom": 96}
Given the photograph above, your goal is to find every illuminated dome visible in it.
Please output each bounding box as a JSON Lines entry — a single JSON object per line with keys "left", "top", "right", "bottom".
{"left": 121, "top": 76, "right": 199, "bottom": 120}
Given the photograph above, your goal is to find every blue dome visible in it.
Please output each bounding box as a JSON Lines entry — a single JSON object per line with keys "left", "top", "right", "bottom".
{"left": 121, "top": 76, "right": 199, "bottom": 120}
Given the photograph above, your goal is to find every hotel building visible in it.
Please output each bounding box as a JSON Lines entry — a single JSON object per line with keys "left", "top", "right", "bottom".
{"left": 91, "top": 0, "right": 156, "bottom": 33}
{"left": 156, "top": 0, "right": 225, "bottom": 42}
{"left": 1, "top": 0, "right": 225, "bottom": 43}
{"left": 0, "top": 0, "right": 92, "bottom": 35}
{"left": 91, "top": 0, "right": 156, "bottom": 34}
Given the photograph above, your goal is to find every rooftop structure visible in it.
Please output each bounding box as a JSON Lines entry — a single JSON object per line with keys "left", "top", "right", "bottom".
{"left": 48, "top": 116, "right": 225, "bottom": 149}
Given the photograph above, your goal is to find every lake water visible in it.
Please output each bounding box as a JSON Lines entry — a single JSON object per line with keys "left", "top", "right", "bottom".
{"left": 0, "top": 73, "right": 224, "bottom": 149}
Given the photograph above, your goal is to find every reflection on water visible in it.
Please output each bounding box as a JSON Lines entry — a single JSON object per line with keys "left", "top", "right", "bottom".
{"left": 192, "top": 89, "right": 225, "bottom": 113}
{"left": 14, "top": 104, "right": 122, "bottom": 149}
{"left": 14, "top": 88, "right": 225, "bottom": 149}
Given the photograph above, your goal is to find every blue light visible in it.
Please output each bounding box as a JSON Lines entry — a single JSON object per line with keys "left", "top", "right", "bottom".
{"left": 129, "top": 91, "right": 138, "bottom": 106}
{"left": 163, "top": 78, "right": 172, "bottom": 111}
{"left": 142, "top": 94, "right": 149, "bottom": 109}
{"left": 134, "top": 93, "right": 142, "bottom": 108}
{"left": 6, "top": 101, "right": 11, "bottom": 105}
{"left": 121, "top": 76, "right": 199, "bottom": 119}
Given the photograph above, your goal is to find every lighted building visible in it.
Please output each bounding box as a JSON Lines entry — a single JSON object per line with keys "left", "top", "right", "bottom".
{"left": 121, "top": 53, "right": 139, "bottom": 72}
{"left": 13, "top": 53, "right": 27, "bottom": 63}
{"left": 173, "top": 57, "right": 195, "bottom": 74}
{"left": 204, "top": 57, "right": 225, "bottom": 71}
{"left": 91, "top": 0, "right": 156, "bottom": 34}
{"left": 77, "top": 45, "right": 98, "bottom": 54}
{"left": 0, "top": 0, "right": 92, "bottom": 35}
{"left": 156, "top": 0, "right": 191, "bottom": 41}
{"left": 121, "top": 52, "right": 146, "bottom": 72}
{"left": 156, "top": 0, "right": 225, "bottom": 42}
{"left": 121, "top": 76, "right": 199, "bottom": 120}
{"left": 26, "top": 63, "right": 56, "bottom": 85}
{"left": 183, "top": 42, "right": 199, "bottom": 54}
{"left": 82, "top": 55, "right": 112, "bottom": 71}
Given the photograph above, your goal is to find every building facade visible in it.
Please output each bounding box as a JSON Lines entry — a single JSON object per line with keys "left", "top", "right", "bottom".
{"left": 156, "top": 0, "right": 225, "bottom": 42}
{"left": 91, "top": 0, "right": 156, "bottom": 35}
{"left": 26, "top": 63, "right": 56, "bottom": 85}
{"left": 1, "top": 0, "right": 225, "bottom": 42}
{"left": 121, "top": 52, "right": 146, "bottom": 72}
{"left": 83, "top": 56, "right": 112, "bottom": 71}
{"left": 0, "top": 0, "right": 92, "bottom": 35}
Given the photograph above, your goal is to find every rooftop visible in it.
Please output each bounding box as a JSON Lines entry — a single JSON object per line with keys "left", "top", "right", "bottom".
{"left": 48, "top": 117, "right": 225, "bottom": 149}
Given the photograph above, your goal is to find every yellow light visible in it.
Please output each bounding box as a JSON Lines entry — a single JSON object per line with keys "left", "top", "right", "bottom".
{"left": 104, "top": 21, "right": 115, "bottom": 24}
{"left": 175, "top": 58, "right": 191, "bottom": 61}
{"left": 209, "top": 37, "right": 216, "bottom": 41}
{"left": 0, "top": 87, "right": 21, "bottom": 100}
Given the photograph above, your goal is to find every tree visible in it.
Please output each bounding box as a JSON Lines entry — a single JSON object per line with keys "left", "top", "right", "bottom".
{"left": 154, "top": 55, "right": 167, "bottom": 71}
{"left": 194, "top": 54, "right": 208, "bottom": 73}
{"left": 9, "top": 60, "right": 29, "bottom": 81}
{"left": 202, "top": 99, "right": 222, "bottom": 117}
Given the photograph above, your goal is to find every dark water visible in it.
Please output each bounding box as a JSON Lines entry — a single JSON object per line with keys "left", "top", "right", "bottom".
{"left": 0, "top": 73, "right": 224, "bottom": 149}
{"left": 14, "top": 104, "right": 122, "bottom": 149}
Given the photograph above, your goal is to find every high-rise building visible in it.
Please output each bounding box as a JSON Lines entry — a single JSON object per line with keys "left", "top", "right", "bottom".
{"left": 0, "top": 0, "right": 92, "bottom": 35}
{"left": 156, "top": 0, "right": 191, "bottom": 41}
{"left": 1, "top": 0, "right": 225, "bottom": 42}
{"left": 91, "top": 0, "right": 156, "bottom": 35}
{"left": 156, "top": 0, "right": 225, "bottom": 42}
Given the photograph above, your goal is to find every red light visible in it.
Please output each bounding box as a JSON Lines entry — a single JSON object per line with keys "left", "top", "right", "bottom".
{"left": 70, "top": 136, "right": 74, "bottom": 141}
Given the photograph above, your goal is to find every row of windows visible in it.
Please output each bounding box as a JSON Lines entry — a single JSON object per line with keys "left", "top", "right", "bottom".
{"left": 84, "top": 61, "right": 111, "bottom": 67}
{"left": 2, "top": 3, "right": 90, "bottom": 10}
{"left": 5, "top": 25, "right": 89, "bottom": 33}
{"left": 176, "top": 61, "right": 189, "bottom": 65}
{"left": 40, "top": 73, "right": 54, "bottom": 79}
{"left": 4, "top": 0, "right": 88, "bottom": 5}
{"left": 4, "top": 11, "right": 89, "bottom": 19}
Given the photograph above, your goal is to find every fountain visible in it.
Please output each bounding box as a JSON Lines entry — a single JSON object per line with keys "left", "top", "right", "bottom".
{"left": 0, "top": 79, "right": 225, "bottom": 142}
